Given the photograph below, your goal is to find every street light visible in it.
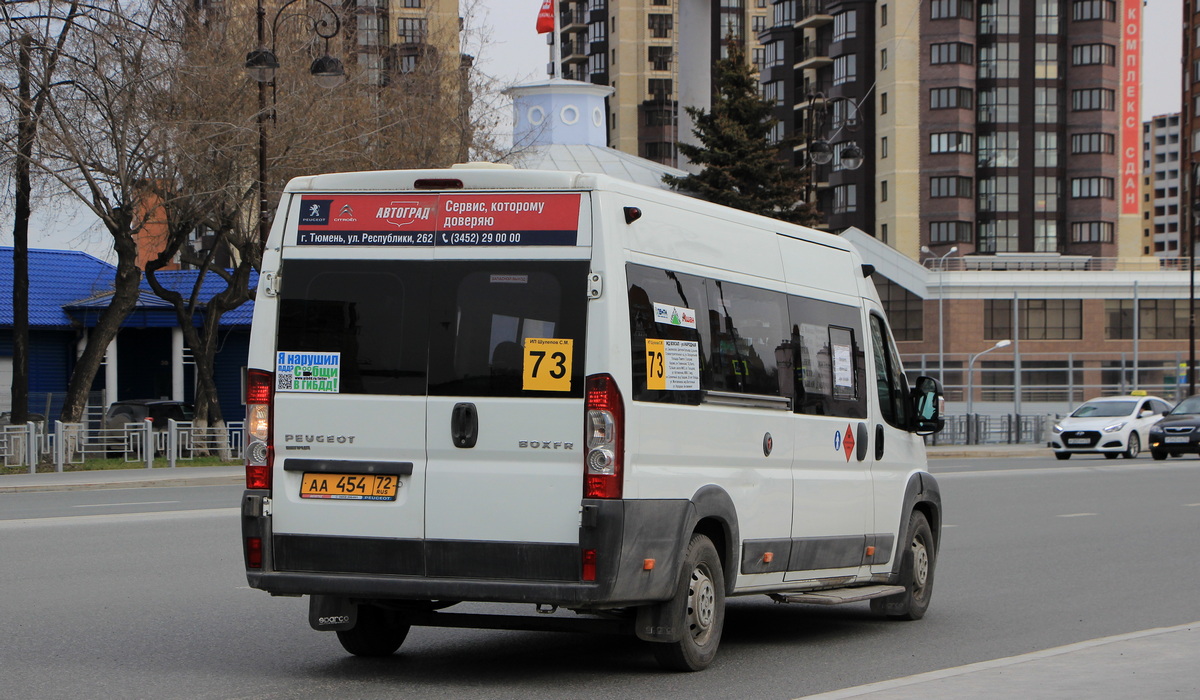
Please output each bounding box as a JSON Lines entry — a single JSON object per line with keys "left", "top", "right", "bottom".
{"left": 805, "top": 93, "right": 863, "bottom": 171}
{"left": 921, "top": 245, "right": 958, "bottom": 389}
{"left": 245, "top": 0, "right": 345, "bottom": 247}
{"left": 966, "top": 339, "right": 1012, "bottom": 443}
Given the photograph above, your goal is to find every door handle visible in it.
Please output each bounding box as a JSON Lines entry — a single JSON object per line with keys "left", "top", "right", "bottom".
{"left": 451, "top": 402, "right": 478, "bottom": 448}
{"left": 875, "top": 424, "right": 885, "bottom": 460}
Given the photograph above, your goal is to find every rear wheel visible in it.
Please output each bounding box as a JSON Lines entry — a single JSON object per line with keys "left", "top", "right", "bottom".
{"left": 871, "top": 511, "right": 935, "bottom": 621}
{"left": 336, "top": 605, "right": 410, "bottom": 657}
{"left": 1054, "top": 452, "right": 1071, "bottom": 461}
{"left": 1124, "top": 434, "right": 1140, "bottom": 459}
{"left": 651, "top": 534, "right": 726, "bottom": 672}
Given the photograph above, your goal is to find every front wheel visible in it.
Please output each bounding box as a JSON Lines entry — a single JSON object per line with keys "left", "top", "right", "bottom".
{"left": 1152, "top": 450, "right": 1168, "bottom": 461}
{"left": 651, "top": 534, "right": 726, "bottom": 672}
{"left": 336, "top": 605, "right": 411, "bottom": 657}
{"left": 1054, "top": 452, "right": 1071, "bottom": 461}
{"left": 871, "top": 511, "right": 936, "bottom": 621}
{"left": 1124, "top": 433, "right": 1140, "bottom": 459}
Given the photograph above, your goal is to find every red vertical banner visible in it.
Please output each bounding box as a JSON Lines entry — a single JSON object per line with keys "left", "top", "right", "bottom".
{"left": 1121, "top": 0, "right": 1141, "bottom": 215}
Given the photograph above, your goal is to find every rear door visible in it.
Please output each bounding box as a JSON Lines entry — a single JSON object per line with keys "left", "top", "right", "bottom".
{"left": 423, "top": 261, "right": 590, "bottom": 545}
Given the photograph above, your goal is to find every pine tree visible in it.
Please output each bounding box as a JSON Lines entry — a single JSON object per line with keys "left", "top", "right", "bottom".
{"left": 664, "top": 40, "right": 819, "bottom": 226}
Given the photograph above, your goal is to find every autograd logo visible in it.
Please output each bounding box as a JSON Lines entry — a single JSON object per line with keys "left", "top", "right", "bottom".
{"left": 376, "top": 201, "right": 433, "bottom": 228}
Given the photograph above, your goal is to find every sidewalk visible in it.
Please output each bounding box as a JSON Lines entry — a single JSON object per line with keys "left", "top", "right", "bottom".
{"left": 796, "top": 621, "right": 1200, "bottom": 699}
{"left": 0, "top": 464, "right": 243, "bottom": 493}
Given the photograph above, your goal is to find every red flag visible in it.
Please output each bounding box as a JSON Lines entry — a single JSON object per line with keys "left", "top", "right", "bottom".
{"left": 536, "top": 0, "right": 555, "bottom": 34}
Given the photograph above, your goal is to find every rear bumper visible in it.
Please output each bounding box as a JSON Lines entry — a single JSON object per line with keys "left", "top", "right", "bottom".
{"left": 242, "top": 491, "right": 691, "bottom": 609}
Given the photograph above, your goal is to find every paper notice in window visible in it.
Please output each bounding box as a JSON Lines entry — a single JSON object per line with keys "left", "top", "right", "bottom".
{"left": 645, "top": 339, "right": 700, "bottom": 391}
{"left": 833, "top": 343, "right": 853, "bottom": 390}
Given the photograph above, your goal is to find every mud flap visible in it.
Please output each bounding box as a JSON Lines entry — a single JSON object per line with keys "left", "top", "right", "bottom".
{"left": 308, "top": 595, "right": 357, "bottom": 632}
{"left": 634, "top": 592, "right": 686, "bottom": 642}
{"left": 874, "top": 545, "right": 914, "bottom": 616}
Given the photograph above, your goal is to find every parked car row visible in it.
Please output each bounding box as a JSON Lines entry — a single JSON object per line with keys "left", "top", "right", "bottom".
{"left": 1049, "top": 393, "right": 1200, "bottom": 460}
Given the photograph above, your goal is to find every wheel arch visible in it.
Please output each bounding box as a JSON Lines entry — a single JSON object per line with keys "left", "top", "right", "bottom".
{"left": 898, "top": 472, "right": 942, "bottom": 563}
{"left": 685, "top": 484, "right": 740, "bottom": 595}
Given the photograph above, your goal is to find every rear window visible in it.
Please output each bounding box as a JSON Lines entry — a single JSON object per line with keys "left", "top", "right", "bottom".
{"left": 278, "top": 260, "right": 588, "bottom": 398}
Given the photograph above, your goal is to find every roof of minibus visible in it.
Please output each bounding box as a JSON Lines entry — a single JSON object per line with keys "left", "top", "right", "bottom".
{"left": 284, "top": 167, "right": 858, "bottom": 256}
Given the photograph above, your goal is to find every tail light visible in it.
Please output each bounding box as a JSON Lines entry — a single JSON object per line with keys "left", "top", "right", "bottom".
{"left": 245, "top": 369, "right": 274, "bottom": 490}
{"left": 584, "top": 374, "right": 624, "bottom": 499}
{"left": 246, "top": 537, "right": 263, "bottom": 569}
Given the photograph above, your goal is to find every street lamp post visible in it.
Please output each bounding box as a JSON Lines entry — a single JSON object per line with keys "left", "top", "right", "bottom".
{"left": 245, "top": 0, "right": 345, "bottom": 248}
{"left": 966, "top": 339, "right": 1011, "bottom": 444}
{"left": 1191, "top": 163, "right": 1198, "bottom": 396}
{"left": 921, "top": 245, "right": 958, "bottom": 389}
{"left": 805, "top": 93, "right": 864, "bottom": 171}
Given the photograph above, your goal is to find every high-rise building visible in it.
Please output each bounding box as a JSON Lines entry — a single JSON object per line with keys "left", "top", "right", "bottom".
{"left": 548, "top": 0, "right": 769, "bottom": 167}
{"left": 1143, "top": 114, "right": 1183, "bottom": 258}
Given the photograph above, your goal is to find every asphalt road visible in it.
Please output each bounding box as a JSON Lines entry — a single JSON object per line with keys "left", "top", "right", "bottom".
{"left": 2, "top": 454, "right": 1198, "bottom": 699}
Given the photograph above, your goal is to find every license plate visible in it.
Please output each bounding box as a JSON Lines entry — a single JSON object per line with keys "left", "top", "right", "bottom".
{"left": 1165, "top": 436, "right": 1190, "bottom": 443}
{"left": 1067, "top": 438, "right": 1091, "bottom": 445}
{"left": 301, "top": 473, "right": 398, "bottom": 501}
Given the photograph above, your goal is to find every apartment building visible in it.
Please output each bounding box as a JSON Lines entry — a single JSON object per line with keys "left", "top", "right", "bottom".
{"left": 1143, "top": 114, "right": 1183, "bottom": 258}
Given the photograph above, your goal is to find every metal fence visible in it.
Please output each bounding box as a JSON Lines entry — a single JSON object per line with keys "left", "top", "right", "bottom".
{"left": 1, "top": 419, "right": 244, "bottom": 473}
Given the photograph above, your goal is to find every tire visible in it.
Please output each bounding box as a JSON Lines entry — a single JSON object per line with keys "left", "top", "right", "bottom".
{"left": 1124, "top": 433, "right": 1140, "bottom": 459}
{"left": 336, "top": 605, "right": 410, "bottom": 657}
{"left": 1152, "top": 450, "right": 1168, "bottom": 461}
{"left": 1104, "top": 452, "right": 1119, "bottom": 460}
{"left": 651, "top": 534, "right": 726, "bottom": 672}
{"left": 871, "top": 511, "right": 935, "bottom": 621}
{"left": 1054, "top": 452, "right": 1071, "bottom": 461}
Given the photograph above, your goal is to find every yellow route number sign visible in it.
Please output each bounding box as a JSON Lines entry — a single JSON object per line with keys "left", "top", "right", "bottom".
{"left": 523, "top": 338, "right": 573, "bottom": 391}
{"left": 645, "top": 338, "right": 666, "bottom": 390}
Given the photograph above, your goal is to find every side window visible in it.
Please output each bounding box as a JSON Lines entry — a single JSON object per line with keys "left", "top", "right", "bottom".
{"left": 705, "top": 279, "right": 790, "bottom": 397}
{"left": 870, "top": 313, "right": 912, "bottom": 429}
{"left": 628, "top": 264, "right": 708, "bottom": 404}
{"left": 787, "top": 295, "right": 867, "bottom": 418}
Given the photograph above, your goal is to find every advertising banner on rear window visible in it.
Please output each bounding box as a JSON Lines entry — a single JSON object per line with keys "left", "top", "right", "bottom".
{"left": 295, "top": 193, "right": 582, "bottom": 247}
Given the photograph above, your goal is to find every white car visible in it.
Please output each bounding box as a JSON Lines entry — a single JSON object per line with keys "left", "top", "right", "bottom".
{"left": 1050, "top": 395, "right": 1171, "bottom": 460}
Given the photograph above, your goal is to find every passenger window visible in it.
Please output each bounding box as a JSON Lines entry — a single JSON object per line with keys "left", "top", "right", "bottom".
{"left": 706, "top": 280, "right": 790, "bottom": 397}
{"left": 870, "top": 314, "right": 911, "bottom": 429}
{"left": 628, "top": 264, "right": 708, "bottom": 404}
{"left": 278, "top": 262, "right": 431, "bottom": 396}
{"left": 428, "top": 261, "right": 589, "bottom": 398}
{"left": 787, "top": 296, "right": 867, "bottom": 418}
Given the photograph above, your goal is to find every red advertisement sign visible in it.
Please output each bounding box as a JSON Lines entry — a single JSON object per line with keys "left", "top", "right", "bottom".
{"left": 295, "top": 193, "right": 582, "bottom": 247}
{"left": 1121, "top": 0, "right": 1141, "bottom": 216}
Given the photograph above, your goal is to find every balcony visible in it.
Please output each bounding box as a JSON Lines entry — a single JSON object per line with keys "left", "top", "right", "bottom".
{"left": 794, "top": 39, "right": 832, "bottom": 70}
{"left": 561, "top": 9, "right": 588, "bottom": 33}
{"left": 795, "top": 0, "right": 833, "bottom": 29}
{"left": 562, "top": 37, "right": 589, "bottom": 63}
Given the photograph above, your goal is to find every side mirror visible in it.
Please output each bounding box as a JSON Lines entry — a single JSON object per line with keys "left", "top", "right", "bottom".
{"left": 910, "top": 375, "right": 945, "bottom": 436}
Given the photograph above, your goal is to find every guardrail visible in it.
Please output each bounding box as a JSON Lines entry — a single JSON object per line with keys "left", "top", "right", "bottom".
{"left": 2, "top": 419, "right": 244, "bottom": 473}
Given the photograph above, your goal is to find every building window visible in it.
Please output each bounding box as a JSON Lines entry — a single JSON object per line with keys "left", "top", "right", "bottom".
{"left": 881, "top": 92, "right": 888, "bottom": 114}
{"left": 979, "top": 176, "right": 1019, "bottom": 212}
{"left": 930, "top": 87, "right": 974, "bottom": 110}
{"left": 930, "top": 42, "right": 974, "bottom": 65}
{"left": 1033, "top": 219, "right": 1059, "bottom": 252}
{"left": 979, "top": 0, "right": 1020, "bottom": 34}
{"left": 978, "top": 42, "right": 1019, "bottom": 78}
{"left": 931, "top": 132, "right": 973, "bottom": 154}
{"left": 881, "top": 180, "right": 888, "bottom": 202}
{"left": 648, "top": 14, "right": 673, "bottom": 38}
{"left": 833, "top": 184, "right": 858, "bottom": 214}
{"left": 881, "top": 48, "right": 888, "bottom": 69}
{"left": 649, "top": 46, "right": 672, "bottom": 71}
{"left": 1071, "top": 221, "right": 1114, "bottom": 242}
{"left": 644, "top": 107, "right": 674, "bottom": 127}
{"left": 644, "top": 142, "right": 675, "bottom": 161}
{"left": 881, "top": 4, "right": 888, "bottom": 25}
{"left": 1106, "top": 300, "right": 1190, "bottom": 340}
{"left": 1072, "top": 0, "right": 1116, "bottom": 21}
{"left": 881, "top": 136, "right": 888, "bottom": 158}
{"left": 396, "top": 18, "right": 427, "bottom": 43}
{"left": 401, "top": 0, "right": 422, "bottom": 7}
{"left": 648, "top": 78, "right": 673, "bottom": 100}
{"left": 930, "top": 221, "right": 973, "bottom": 243}
{"left": 986, "top": 299, "right": 1083, "bottom": 340}
{"left": 833, "top": 54, "right": 858, "bottom": 85}
{"left": 875, "top": 276, "right": 923, "bottom": 342}
{"left": 931, "top": 0, "right": 974, "bottom": 20}
{"left": 1071, "top": 132, "right": 1115, "bottom": 154}
{"left": 752, "top": 15, "right": 767, "bottom": 33}
{"left": 978, "top": 131, "right": 1018, "bottom": 167}
{"left": 930, "top": 176, "right": 973, "bottom": 198}
{"left": 978, "top": 87, "right": 1019, "bottom": 123}
{"left": 589, "top": 52, "right": 607, "bottom": 76}
{"left": 752, "top": 47, "right": 765, "bottom": 70}
{"left": 1034, "top": 87, "right": 1060, "bottom": 123}
{"left": 1035, "top": 41, "right": 1059, "bottom": 79}
{"left": 977, "top": 219, "right": 1019, "bottom": 252}
{"left": 773, "top": 0, "right": 795, "bottom": 26}
{"left": 1072, "top": 43, "right": 1115, "bottom": 65}
{"left": 1034, "top": 176, "right": 1059, "bottom": 212}
{"left": 1036, "top": 0, "right": 1059, "bottom": 33}
{"left": 1034, "top": 131, "right": 1059, "bottom": 167}
{"left": 833, "top": 10, "right": 857, "bottom": 42}
{"left": 1071, "top": 88, "right": 1115, "bottom": 111}
{"left": 1070, "top": 177, "right": 1114, "bottom": 199}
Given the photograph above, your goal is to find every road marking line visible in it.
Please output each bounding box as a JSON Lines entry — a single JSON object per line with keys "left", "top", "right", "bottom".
{"left": 72, "top": 501, "right": 180, "bottom": 508}
{"left": 1185, "top": 503, "right": 1200, "bottom": 507}
{"left": 1056, "top": 513, "right": 1097, "bottom": 518}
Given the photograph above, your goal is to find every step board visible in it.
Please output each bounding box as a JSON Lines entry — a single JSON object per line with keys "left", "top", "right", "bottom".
{"left": 772, "top": 584, "right": 906, "bottom": 605}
